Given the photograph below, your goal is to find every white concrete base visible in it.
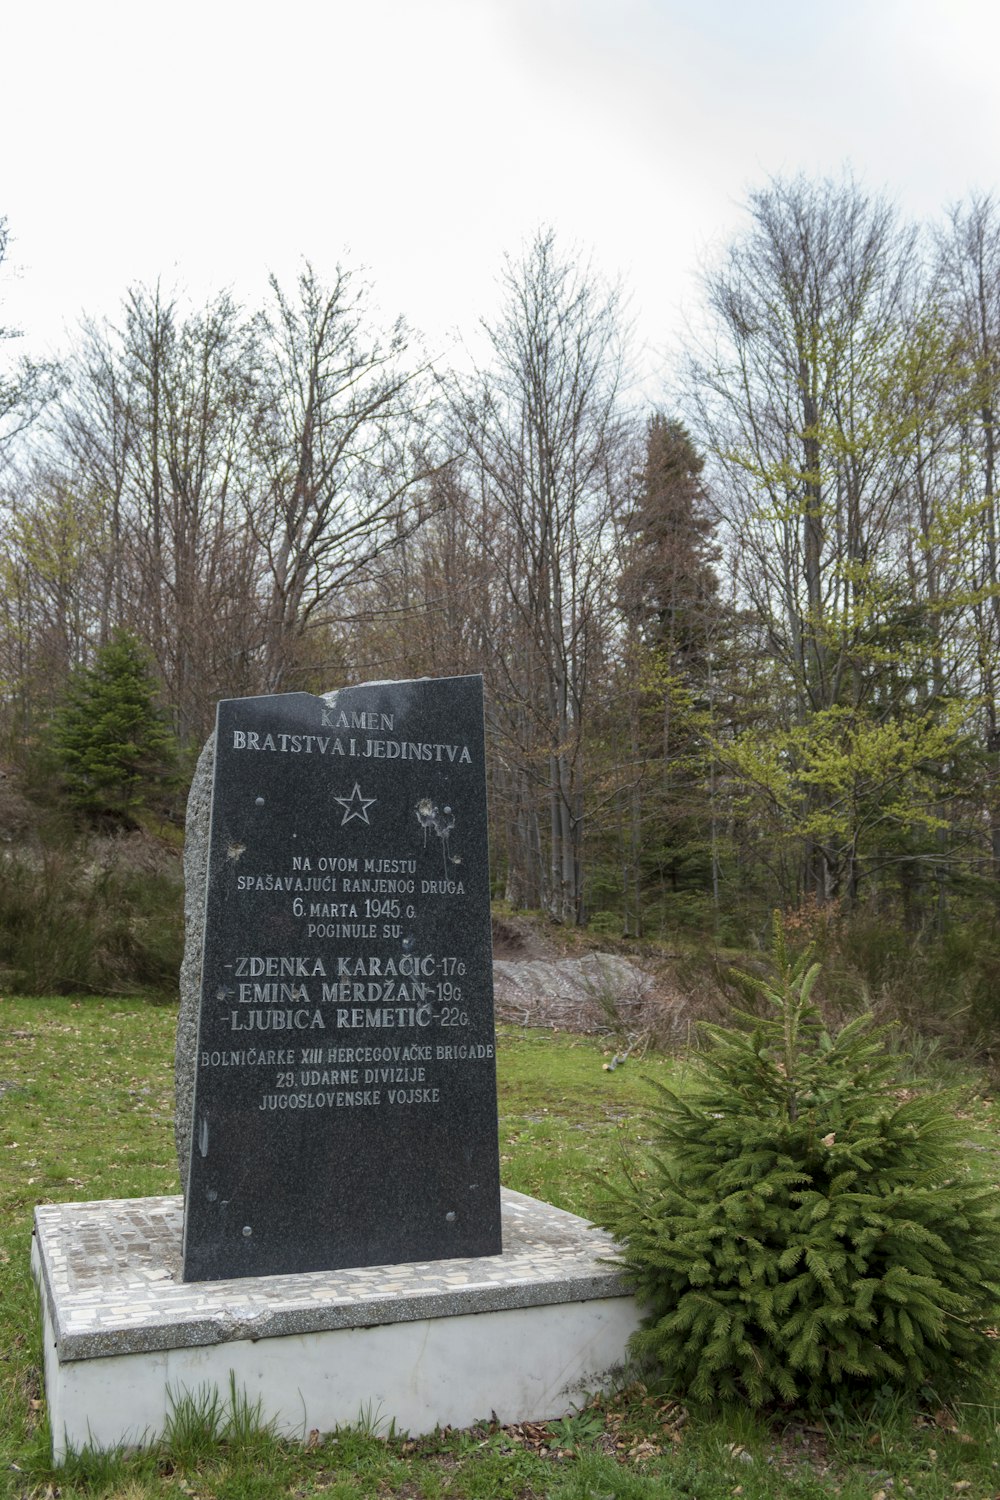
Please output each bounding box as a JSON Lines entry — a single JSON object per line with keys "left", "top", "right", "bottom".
{"left": 33, "top": 1191, "right": 640, "bottom": 1463}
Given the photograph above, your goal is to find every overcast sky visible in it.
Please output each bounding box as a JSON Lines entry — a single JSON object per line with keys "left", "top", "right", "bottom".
{"left": 2, "top": 0, "right": 999, "bottom": 388}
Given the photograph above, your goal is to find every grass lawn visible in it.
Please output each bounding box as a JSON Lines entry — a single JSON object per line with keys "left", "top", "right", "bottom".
{"left": 2, "top": 994, "right": 999, "bottom": 1498}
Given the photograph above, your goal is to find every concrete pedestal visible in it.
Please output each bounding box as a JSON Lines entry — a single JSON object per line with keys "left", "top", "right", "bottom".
{"left": 32, "top": 1189, "right": 640, "bottom": 1463}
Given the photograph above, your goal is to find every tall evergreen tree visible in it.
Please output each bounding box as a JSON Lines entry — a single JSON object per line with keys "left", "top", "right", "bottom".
{"left": 619, "top": 415, "right": 719, "bottom": 673}
{"left": 51, "top": 631, "right": 177, "bottom": 821}
{"left": 613, "top": 416, "right": 725, "bottom": 929}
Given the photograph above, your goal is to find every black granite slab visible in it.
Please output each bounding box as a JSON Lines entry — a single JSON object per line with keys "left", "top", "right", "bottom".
{"left": 181, "top": 676, "right": 502, "bottom": 1282}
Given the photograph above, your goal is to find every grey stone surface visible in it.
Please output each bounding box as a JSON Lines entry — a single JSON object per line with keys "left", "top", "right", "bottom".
{"left": 178, "top": 678, "right": 501, "bottom": 1281}
{"left": 493, "top": 955, "right": 659, "bottom": 1031}
{"left": 33, "top": 1189, "right": 629, "bottom": 1362}
{"left": 175, "top": 732, "right": 215, "bottom": 1190}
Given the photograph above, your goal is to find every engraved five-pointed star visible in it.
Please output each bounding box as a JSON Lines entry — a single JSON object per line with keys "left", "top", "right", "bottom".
{"left": 334, "top": 782, "right": 377, "bottom": 825}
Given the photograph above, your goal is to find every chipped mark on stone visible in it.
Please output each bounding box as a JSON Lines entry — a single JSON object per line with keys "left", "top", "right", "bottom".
{"left": 415, "top": 799, "right": 458, "bottom": 874}
{"left": 226, "top": 842, "right": 246, "bottom": 862}
{"left": 197, "top": 1115, "right": 209, "bottom": 1158}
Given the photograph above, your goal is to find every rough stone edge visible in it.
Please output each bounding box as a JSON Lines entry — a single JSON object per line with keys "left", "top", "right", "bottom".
{"left": 33, "top": 1190, "right": 632, "bottom": 1363}
{"left": 173, "top": 685, "right": 400, "bottom": 1187}
{"left": 174, "top": 731, "right": 215, "bottom": 1191}
{"left": 49, "top": 1276, "right": 633, "bottom": 1362}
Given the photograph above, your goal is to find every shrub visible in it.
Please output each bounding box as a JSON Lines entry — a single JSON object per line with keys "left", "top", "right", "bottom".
{"left": 596, "top": 914, "right": 1000, "bottom": 1409}
{"left": 0, "top": 846, "right": 182, "bottom": 995}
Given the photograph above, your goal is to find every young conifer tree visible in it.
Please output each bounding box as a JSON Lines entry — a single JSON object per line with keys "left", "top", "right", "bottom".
{"left": 597, "top": 915, "right": 1000, "bottom": 1407}
{"left": 51, "top": 631, "right": 177, "bottom": 822}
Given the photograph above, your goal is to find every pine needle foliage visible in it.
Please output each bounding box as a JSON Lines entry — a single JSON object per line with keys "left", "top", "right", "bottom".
{"left": 596, "top": 913, "right": 1000, "bottom": 1409}
{"left": 50, "top": 631, "right": 177, "bottom": 821}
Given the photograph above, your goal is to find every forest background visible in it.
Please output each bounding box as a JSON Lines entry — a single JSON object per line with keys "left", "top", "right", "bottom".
{"left": 4, "top": 176, "right": 1000, "bottom": 1042}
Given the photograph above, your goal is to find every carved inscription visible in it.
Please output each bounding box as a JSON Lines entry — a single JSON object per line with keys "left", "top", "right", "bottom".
{"left": 182, "top": 677, "right": 501, "bottom": 1281}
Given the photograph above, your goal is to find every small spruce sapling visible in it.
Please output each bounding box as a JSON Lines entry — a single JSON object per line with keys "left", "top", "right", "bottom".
{"left": 596, "top": 913, "right": 1000, "bottom": 1408}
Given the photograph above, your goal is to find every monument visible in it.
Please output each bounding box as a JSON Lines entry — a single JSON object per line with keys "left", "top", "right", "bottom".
{"left": 180, "top": 676, "right": 502, "bottom": 1280}
{"left": 33, "top": 675, "right": 640, "bottom": 1460}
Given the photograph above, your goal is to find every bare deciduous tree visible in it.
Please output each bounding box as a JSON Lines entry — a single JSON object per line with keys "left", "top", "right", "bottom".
{"left": 453, "top": 229, "right": 630, "bottom": 922}
{"left": 0, "top": 217, "right": 60, "bottom": 460}
{"left": 50, "top": 286, "right": 262, "bottom": 741}
{"left": 247, "top": 263, "right": 435, "bottom": 692}
{"left": 936, "top": 195, "right": 1000, "bottom": 885}
{"left": 690, "top": 176, "right": 922, "bottom": 901}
